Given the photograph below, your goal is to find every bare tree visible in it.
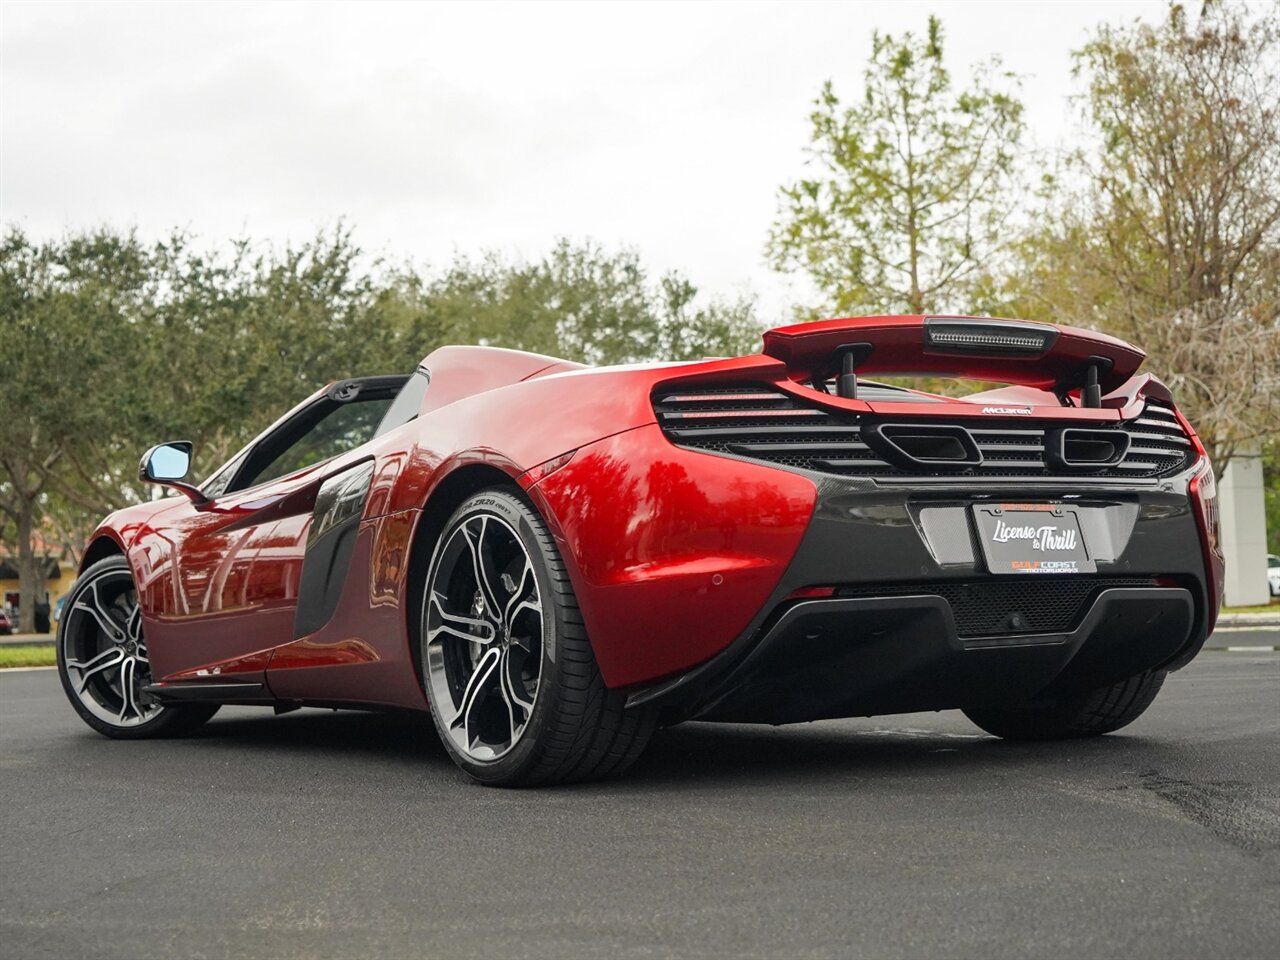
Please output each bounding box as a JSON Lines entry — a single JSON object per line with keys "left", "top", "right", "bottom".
{"left": 1009, "top": 2, "right": 1280, "bottom": 468}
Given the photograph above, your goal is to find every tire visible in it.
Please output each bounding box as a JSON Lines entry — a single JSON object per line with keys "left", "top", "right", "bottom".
{"left": 420, "top": 488, "right": 657, "bottom": 786}
{"left": 963, "top": 670, "right": 1166, "bottom": 741}
{"left": 57, "top": 556, "right": 219, "bottom": 739}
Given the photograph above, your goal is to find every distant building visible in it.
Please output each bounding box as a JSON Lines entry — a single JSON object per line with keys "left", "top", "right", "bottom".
{"left": 1220, "top": 449, "right": 1272, "bottom": 607}
{"left": 0, "top": 534, "right": 78, "bottom": 633}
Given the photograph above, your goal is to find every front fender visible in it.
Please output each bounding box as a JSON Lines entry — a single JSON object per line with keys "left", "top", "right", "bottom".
{"left": 80, "top": 499, "right": 188, "bottom": 574}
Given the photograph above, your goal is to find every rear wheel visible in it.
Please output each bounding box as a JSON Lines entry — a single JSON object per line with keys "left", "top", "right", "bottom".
{"left": 963, "top": 670, "right": 1166, "bottom": 740}
{"left": 420, "top": 488, "right": 657, "bottom": 786}
{"left": 57, "top": 556, "right": 218, "bottom": 739}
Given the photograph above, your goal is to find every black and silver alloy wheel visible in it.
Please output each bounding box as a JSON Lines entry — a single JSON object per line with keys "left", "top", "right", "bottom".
{"left": 420, "top": 489, "right": 659, "bottom": 787}
{"left": 57, "top": 556, "right": 218, "bottom": 739}
{"left": 61, "top": 564, "right": 160, "bottom": 726}
{"left": 424, "top": 511, "right": 544, "bottom": 761}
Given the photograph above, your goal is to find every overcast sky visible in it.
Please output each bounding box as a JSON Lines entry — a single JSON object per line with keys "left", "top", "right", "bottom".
{"left": 2, "top": 0, "right": 1170, "bottom": 322}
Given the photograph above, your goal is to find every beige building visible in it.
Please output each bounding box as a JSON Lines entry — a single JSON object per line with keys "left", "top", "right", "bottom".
{"left": 0, "top": 542, "right": 78, "bottom": 633}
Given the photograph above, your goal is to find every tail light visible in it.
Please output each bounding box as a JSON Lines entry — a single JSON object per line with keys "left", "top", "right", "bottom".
{"left": 923, "top": 317, "right": 1059, "bottom": 355}
{"left": 1179, "top": 410, "right": 1225, "bottom": 632}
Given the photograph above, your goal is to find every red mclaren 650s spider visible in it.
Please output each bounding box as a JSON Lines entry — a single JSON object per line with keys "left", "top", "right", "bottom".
{"left": 57, "top": 315, "right": 1224, "bottom": 785}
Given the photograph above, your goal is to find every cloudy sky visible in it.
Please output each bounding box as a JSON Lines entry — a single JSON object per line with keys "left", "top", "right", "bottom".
{"left": 2, "top": 0, "right": 1167, "bottom": 321}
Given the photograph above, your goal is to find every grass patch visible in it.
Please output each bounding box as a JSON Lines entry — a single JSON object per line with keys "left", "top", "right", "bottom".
{"left": 0, "top": 645, "right": 57, "bottom": 668}
{"left": 1223, "top": 600, "right": 1278, "bottom": 615}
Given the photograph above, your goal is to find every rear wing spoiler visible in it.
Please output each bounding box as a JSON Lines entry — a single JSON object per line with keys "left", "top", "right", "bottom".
{"left": 762, "top": 315, "right": 1145, "bottom": 406}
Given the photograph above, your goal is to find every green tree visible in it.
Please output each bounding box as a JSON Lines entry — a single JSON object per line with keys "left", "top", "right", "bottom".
{"left": 0, "top": 227, "right": 761, "bottom": 630}
{"left": 183, "top": 227, "right": 424, "bottom": 471}
{"left": 0, "top": 226, "right": 411, "bottom": 629}
{"left": 0, "top": 229, "right": 151, "bottom": 631}
{"left": 1005, "top": 2, "right": 1280, "bottom": 469}
{"left": 768, "top": 15, "right": 1025, "bottom": 316}
{"left": 415, "top": 240, "right": 760, "bottom": 365}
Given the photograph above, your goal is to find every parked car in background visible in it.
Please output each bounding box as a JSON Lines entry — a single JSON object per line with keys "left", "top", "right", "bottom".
{"left": 1268, "top": 554, "right": 1280, "bottom": 597}
{"left": 0, "top": 609, "right": 13, "bottom": 636}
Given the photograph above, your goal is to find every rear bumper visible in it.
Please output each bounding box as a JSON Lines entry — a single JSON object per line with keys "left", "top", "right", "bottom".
{"left": 625, "top": 463, "right": 1214, "bottom": 722}
{"left": 661, "top": 586, "right": 1197, "bottom": 724}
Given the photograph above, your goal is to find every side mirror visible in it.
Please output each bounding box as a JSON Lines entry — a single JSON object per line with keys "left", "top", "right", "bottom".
{"left": 139, "top": 442, "right": 208, "bottom": 506}
{"left": 141, "top": 442, "right": 191, "bottom": 481}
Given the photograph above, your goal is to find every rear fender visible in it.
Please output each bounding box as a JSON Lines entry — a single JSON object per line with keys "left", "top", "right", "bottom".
{"left": 529, "top": 423, "right": 817, "bottom": 688}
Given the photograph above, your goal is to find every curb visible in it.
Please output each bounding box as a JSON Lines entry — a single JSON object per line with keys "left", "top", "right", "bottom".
{"left": 1217, "top": 613, "right": 1280, "bottom": 628}
{"left": 0, "top": 637, "right": 55, "bottom": 648}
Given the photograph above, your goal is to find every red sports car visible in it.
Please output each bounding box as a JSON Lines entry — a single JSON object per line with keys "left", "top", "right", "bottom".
{"left": 57, "top": 315, "right": 1223, "bottom": 785}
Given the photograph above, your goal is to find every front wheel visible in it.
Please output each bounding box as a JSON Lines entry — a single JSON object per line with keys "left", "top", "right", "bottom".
{"left": 57, "top": 556, "right": 218, "bottom": 739}
{"left": 963, "top": 670, "right": 1166, "bottom": 741}
{"left": 420, "top": 488, "right": 657, "bottom": 786}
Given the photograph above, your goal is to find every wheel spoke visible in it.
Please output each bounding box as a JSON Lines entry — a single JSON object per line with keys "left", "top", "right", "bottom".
{"left": 462, "top": 518, "right": 503, "bottom": 618}
{"left": 449, "top": 647, "right": 501, "bottom": 747}
{"left": 74, "top": 580, "right": 125, "bottom": 642}
{"left": 67, "top": 647, "right": 125, "bottom": 695}
{"left": 501, "top": 557, "right": 536, "bottom": 628}
{"left": 426, "top": 591, "right": 496, "bottom": 646}
{"left": 126, "top": 603, "right": 143, "bottom": 644}
{"left": 500, "top": 645, "right": 535, "bottom": 714}
{"left": 506, "top": 599, "right": 542, "bottom": 644}
{"left": 117, "top": 656, "right": 140, "bottom": 722}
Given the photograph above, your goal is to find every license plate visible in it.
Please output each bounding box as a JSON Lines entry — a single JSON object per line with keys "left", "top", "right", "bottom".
{"left": 972, "top": 503, "right": 1095, "bottom": 574}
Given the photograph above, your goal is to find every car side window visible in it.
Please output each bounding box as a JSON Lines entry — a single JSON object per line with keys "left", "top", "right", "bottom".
{"left": 373, "top": 368, "right": 430, "bottom": 438}
{"left": 239, "top": 398, "right": 394, "bottom": 490}
{"left": 219, "top": 376, "right": 408, "bottom": 495}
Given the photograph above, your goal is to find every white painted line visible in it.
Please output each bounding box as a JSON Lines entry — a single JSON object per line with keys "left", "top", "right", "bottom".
{"left": 0, "top": 665, "right": 57, "bottom": 673}
{"left": 1225, "top": 645, "right": 1278, "bottom": 652}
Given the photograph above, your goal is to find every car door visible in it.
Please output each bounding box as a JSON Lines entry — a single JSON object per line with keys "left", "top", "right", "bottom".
{"left": 139, "top": 376, "right": 407, "bottom": 685}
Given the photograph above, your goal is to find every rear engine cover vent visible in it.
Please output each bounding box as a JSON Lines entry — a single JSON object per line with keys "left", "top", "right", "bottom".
{"left": 652, "top": 385, "right": 1195, "bottom": 481}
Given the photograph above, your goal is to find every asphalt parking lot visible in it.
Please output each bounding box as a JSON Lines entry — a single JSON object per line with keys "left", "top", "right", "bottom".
{"left": 1, "top": 647, "right": 1277, "bottom": 960}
